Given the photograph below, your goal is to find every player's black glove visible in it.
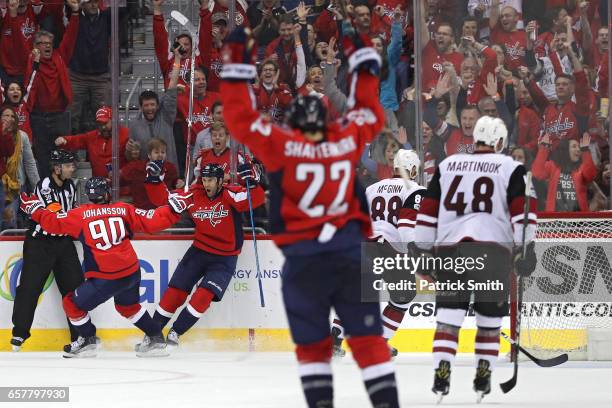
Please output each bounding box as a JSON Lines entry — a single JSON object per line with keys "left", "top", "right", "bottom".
{"left": 145, "top": 160, "right": 164, "bottom": 184}
{"left": 515, "top": 241, "right": 537, "bottom": 277}
{"left": 342, "top": 32, "right": 381, "bottom": 75}
{"left": 407, "top": 242, "right": 436, "bottom": 281}
{"left": 168, "top": 191, "right": 193, "bottom": 214}
{"left": 237, "top": 163, "right": 259, "bottom": 187}
{"left": 220, "top": 27, "right": 257, "bottom": 81}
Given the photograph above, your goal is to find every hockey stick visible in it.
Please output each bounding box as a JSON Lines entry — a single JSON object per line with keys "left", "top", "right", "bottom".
{"left": 500, "top": 171, "right": 532, "bottom": 394}
{"left": 242, "top": 150, "right": 265, "bottom": 308}
{"left": 171, "top": 10, "right": 198, "bottom": 191}
{"left": 500, "top": 332, "right": 568, "bottom": 368}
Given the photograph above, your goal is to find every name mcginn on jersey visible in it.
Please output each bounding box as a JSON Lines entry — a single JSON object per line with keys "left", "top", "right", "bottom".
{"left": 284, "top": 136, "right": 357, "bottom": 159}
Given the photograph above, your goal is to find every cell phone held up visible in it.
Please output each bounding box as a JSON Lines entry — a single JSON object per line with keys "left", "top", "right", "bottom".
{"left": 173, "top": 41, "right": 188, "bottom": 56}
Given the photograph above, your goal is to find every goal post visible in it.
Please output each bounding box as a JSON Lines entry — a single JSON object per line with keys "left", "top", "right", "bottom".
{"left": 511, "top": 212, "right": 612, "bottom": 360}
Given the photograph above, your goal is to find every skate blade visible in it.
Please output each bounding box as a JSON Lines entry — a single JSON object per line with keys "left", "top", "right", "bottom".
{"left": 476, "top": 391, "right": 485, "bottom": 404}
{"left": 11, "top": 345, "right": 21, "bottom": 352}
{"left": 166, "top": 342, "right": 178, "bottom": 352}
{"left": 136, "top": 347, "right": 169, "bottom": 358}
{"left": 63, "top": 345, "right": 97, "bottom": 359}
{"left": 435, "top": 392, "right": 445, "bottom": 405}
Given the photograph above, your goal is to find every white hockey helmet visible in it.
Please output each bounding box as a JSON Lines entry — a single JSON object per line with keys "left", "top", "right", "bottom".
{"left": 473, "top": 115, "right": 508, "bottom": 153}
{"left": 393, "top": 149, "right": 420, "bottom": 180}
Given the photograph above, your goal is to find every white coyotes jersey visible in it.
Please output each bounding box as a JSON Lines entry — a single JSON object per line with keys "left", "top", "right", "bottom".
{"left": 365, "top": 177, "right": 426, "bottom": 251}
{"left": 431, "top": 153, "right": 529, "bottom": 246}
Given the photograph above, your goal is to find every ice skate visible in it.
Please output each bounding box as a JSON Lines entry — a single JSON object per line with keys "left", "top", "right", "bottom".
{"left": 331, "top": 327, "right": 345, "bottom": 358}
{"left": 166, "top": 329, "right": 179, "bottom": 349}
{"left": 432, "top": 360, "right": 451, "bottom": 404}
{"left": 473, "top": 359, "right": 491, "bottom": 403}
{"left": 63, "top": 336, "right": 98, "bottom": 358}
{"left": 10, "top": 337, "right": 24, "bottom": 352}
{"left": 136, "top": 334, "right": 168, "bottom": 357}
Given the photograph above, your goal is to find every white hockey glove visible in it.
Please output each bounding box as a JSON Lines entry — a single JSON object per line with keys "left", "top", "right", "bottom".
{"left": 168, "top": 192, "right": 193, "bottom": 214}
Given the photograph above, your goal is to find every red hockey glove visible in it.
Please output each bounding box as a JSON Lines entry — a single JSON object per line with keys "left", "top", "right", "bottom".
{"left": 20, "top": 192, "right": 44, "bottom": 216}
{"left": 220, "top": 27, "right": 257, "bottom": 81}
{"left": 342, "top": 32, "right": 381, "bottom": 75}
{"left": 168, "top": 192, "right": 193, "bottom": 214}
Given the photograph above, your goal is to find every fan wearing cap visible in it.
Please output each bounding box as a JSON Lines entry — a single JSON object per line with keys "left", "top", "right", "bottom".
{"left": 54, "top": 106, "right": 129, "bottom": 178}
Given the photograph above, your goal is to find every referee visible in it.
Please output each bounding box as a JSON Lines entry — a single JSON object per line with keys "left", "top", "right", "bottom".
{"left": 11, "top": 150, "right": 94, "bottom": 351}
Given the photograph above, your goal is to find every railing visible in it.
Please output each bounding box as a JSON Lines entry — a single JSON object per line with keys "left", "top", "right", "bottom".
{"left": 0, "top": 227, "right": 268, "bottom": 236}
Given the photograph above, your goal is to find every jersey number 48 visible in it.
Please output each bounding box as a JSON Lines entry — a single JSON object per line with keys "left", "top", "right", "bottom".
{"left": 443, "top": 175, "right": 494, "bottom": 215}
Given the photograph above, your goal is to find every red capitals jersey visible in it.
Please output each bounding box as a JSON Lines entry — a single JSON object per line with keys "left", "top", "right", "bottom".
{"left": 252, "top": 83, "right": 293, "bottom": 123}
{"left": 445, "top": 130, "right": 474, "bottom": 156}
{"left": 193, "top": 148, "right": 244, "bottom": 181}
{"left": 177, "top": 91, "right": 220, "bottom": 144}
{"left": 31, "top": 203, "right": 180, "bottom": 280}
{"left": 183, "top": 184, "right": 265, "bottom": 255}
{"left": 153, "top": 13, "right": 208, "bottom": 89}
{"left": 221, "top": 70, "right": 384, "bottom": 247}
{"left": 490, "top": 26, "right": 526, "bottom": 71}
{"left": 422, "top": 41, "right": 463, "bottom": 91}
{"left": 527, "top": 70, "right": 590, "bottom": 148}
{"left": 0, "top": 5, "right": 41, "bottom": 76}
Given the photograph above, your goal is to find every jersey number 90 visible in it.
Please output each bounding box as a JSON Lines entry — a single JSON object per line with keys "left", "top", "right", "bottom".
{"left": 89, "top": 217, "right": 127, "bottom": 250}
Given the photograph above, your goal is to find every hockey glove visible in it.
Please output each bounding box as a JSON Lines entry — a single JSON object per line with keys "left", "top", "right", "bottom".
{"left": 220, "top": 27, "right": 257, "bottom": 81}
{"left": 342, "top": 32, "right": 381, "bottom": 75}
{"left": 407, "top": 242, "right": 437, "bottom": 282}
{"left": 20, "top": 192, "right": 44, "bottom": 216}
{"left": 145, "top": 160, "right": 165, "bottom": 184}
{"left": 515, "top": 241, "right": 537, "bottom": 277}
{"left": 237, "top": 163, "right": 259, "bottom": 187}
{"left": 168, "top": 192, "right": 193, "bottom": 214}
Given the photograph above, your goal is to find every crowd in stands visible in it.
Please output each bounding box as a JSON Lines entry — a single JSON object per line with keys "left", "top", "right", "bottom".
{"left": 0, "top": 0, "right": 611, "bottom": 232}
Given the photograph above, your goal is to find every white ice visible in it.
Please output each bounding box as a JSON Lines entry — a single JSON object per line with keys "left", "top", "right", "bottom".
{"left": 0, "top": 351, "right": 610, "bottom": 408}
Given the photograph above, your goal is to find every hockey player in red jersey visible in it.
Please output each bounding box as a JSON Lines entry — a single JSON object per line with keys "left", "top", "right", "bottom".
{"left": 413, "top": 116, "right": 538, "bottom": 402}
{"left": 19, "top": 177, "right": 192, "bottom": 358}
{"left": 220, "top": 28, "right": 400, "bottom": 408}
{"left": 331, "top": 149, "right": 426, "bottom": 358}
{"left": 149, "top": 162, "right": 264, "bottom": 347}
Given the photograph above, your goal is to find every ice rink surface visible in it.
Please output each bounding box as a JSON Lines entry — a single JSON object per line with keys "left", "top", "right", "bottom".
{"left": 0, "top": 351, "right": 610, "bottom": 408}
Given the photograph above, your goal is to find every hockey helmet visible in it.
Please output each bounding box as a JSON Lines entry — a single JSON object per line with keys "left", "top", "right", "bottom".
{"left": 85, "top": 176, "right": 111, "bottom": 204}
{"left": 287, "top": 94, "right": 327, "bottom": 133}
{"left": 50, "top": 149, "right": 77, "bottom": 165}
{"left": 473, "top": 116, "right": 508, "bottom": 153}
{"left": 393, "top": 149, "right": 420, "bottom": 180}
{"left": 200, "top": 163, "right": 225, "bottom": 181}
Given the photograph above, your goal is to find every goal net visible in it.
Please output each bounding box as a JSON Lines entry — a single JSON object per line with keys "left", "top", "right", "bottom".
{"left": 513, "top": 213, "right": 612, "bottom": 360}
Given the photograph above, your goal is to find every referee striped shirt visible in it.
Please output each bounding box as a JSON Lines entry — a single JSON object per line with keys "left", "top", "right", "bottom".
{"left": 30, "top": 176, "right": 78, "bottom": 237}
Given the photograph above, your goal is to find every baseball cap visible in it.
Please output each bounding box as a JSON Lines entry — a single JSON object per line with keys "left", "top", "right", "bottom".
{"left": 96, "top": 106, "right": 112, "bottom": 123}
{"left": 212, "top": 12, "right": 228, "bottom": 25}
